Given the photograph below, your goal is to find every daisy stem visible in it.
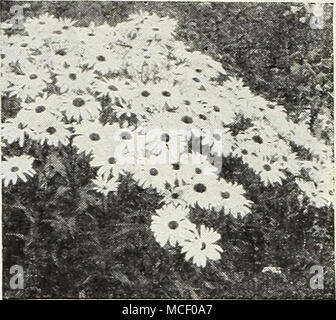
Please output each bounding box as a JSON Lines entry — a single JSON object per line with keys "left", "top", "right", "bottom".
{"left": 102, "top": 196, "right": 108, "bottom": 214}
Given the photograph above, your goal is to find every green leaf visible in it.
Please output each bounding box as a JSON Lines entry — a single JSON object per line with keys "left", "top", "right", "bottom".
{"left": 45, "top": 152, "right": 67, "bottom": 178}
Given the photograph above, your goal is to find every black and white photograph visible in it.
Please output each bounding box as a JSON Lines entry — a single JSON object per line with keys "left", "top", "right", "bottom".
{"left": 0, "top": 0, "right": 334, "bottom": 301}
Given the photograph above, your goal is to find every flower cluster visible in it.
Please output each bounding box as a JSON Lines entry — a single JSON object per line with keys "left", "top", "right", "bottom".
{"left": 1, "top": 12, "right": 333, "bottom": 267}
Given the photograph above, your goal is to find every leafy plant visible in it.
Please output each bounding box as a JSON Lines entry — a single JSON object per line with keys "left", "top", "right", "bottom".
{"left": 1, "top": 5, "right": 334, "bottom": 299}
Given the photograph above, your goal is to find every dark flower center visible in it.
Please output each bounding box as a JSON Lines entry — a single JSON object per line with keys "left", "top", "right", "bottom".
{"left": 200, "top": 242, "right": 207, "bottom": 250}
{"left": 168, "top": 221, "right": 179, "bottom": 230}
{"left": 172, "top": 163, "right": 180, "bottom": 170}
{"left": 141, "top": 90, "right": 150, "bottom": 97}
{"left": 149, "top": 168, "right": 159, "bottom": 176}
{"left": 160, "top": 133, "right": 170, "bottom": 142}
{"left": 171, "top": 193, "right": 179, "bottom": 199}
{"left": 97, "top": 55, "right": 106, "bottom": 62}
{"left": 195, "top": 168, "right": 202, "bottom": 174}
{"left": 69, "top": 73, "right": 77, "bottom": 80}
{"left": 29, "top": 74, "right": 38, "bottom": 80}
{"left": 73, "top": 98, "right": 85, "bottom": 107}
{"left": 263, "top": 164, "right": 272, "bottom": 171}
{"left": 46, "top": 126, "right": 57, "bottom": 135}
{"left": 120, "top": 131, "right": 132, "bottom": 140}
{"left": 17, "top": 123, "right": 25, "bottom": 130}
{"left": 11, "top": 166, "right": 19, "bottom": 173}
{"left": 108, "top": 157, "right": 116, "bottom": 164}
{"left": 194, "top": 183, "right": 207, "bottom": 193}
{"left": 108, "top": 85, "right": 118, "bottom": 91}
{"left": 161, "top": 90, "right": 171, "bottom": 97}
{"left": 89, "top": 133, "right": 100, "bottom": 141}
{"left": 181, "top": 115, "right": 193, "bottom": 124}
{"left": 221, "top": 191, "right": 230, "bottom": 199}
{"left": 35, "top": 105, "right": 46, "bottom": 113}
{"left": 56, "top": 49, "right": 67, "bottom": 56}
{"left": 241, "top": 149, "right": 248, "bottom": 155}
{"left": 252, "top": 135, "right": 263, "bottom": 144}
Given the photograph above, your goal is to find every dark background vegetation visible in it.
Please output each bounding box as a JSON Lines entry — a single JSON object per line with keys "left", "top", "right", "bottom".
{"left": 1, "top": 1, "right": 334, "bottom": 299}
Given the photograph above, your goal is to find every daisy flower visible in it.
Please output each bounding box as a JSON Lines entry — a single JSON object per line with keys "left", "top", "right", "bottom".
{"left": 130, "top": 81, "right": 184, "bottom": 112}
{"left": 36, "top": 43, "right": 84, "bottom": 70}
{"left": 1, "top": 117, "right": 31, "bottom": 147}
{"left": 19, "top": 96, "right": 62, "bottom": 119}
{"left": 250, "top": 157, "right": 287, "bottom": 186}
{"left": 112, "top": 126, "right": 140, "bottom": 156}
{"left": 181, "top": 225, "right": 223, "bottom": 268}
{"left": 172, "top": 152, "right": 218, "bottom": 183}
{"left": 60, "top": 93, "right": 101, "bottom": 122}
{"left": 234, "top": 122, "right": 282, "bottom": 159}
{"left": 231, "top": 140, "right": 256, "bottom": 164}
{"left": 295, "top": 179, "right": 332, "bottom": 208}
{"left": 136, "top": 14, "right": 177, "bottom": 42}
{"left": 84, "top": 47, "right": 123, "bottom": 75}
{"left": 58, "top": 17, "right": 78, "bottom": 30}
{"left": 192, "top": 109, "right": 219, "bottom": 130}
{"left": 95, "top": 78, "right": 131, "bottom": 100}
{"left": 76, "top": 22, "right": 113, "bottom": 48}
{"left": 55, "top": 66, "right": 97, "bottom": 93}
{"left": 185, "top": 50, "right": 226, "bottom": 77}
{"left": 2, "top": 155, "right": 36, "bottom": 187}
{"left": 91, "top": 174, "right": 120, "bottom": 196}
{"left": 16, "top": 107, "right": 58, "bottom": 136}
{"left": 278, "top": 152, "right": 302, "bottom": 176}
{"left": 144, "top": 128, "right": 188, "bottom": 160}
{"left": 1, "top": 35, "right": 30, "bottom": 67}
{"left": 160, "top": 187, "right": 189, "bottom": 208}
{"left": 172, "top": 64, "right": 209, "bottom": 90}
{"left": 213, "top": 180, "right": 253, "bottom": 217}
{"left": 112, "top": 101, "right": 147, "bottom": 121}
{"left": 72, "top": 120, "right": 113, "bottom": 155}
{"left": 150, "top": 205, "right": 196, "bottom": 247}
{"left": 132, "top": 162, "right": 176, "bottom": 192}
{"left": 90, "top": 145, "right": 135, "bottom": 178}
{"left": 6, "top": 62, "right": 51, "bottom": 100}
{"left": 205, "top": 97, "right": 238, "bottom": 125}
{"left": 175, "top": 110, "right": 205, "bottom": 134}
{"left": 34, "top": 118, "right": 72, "bottom": 147}
{"left": 180, "top": 175, "right": 223, "bottom": 210}
{"left": 24, "top": 13, "right": 60, "bottom": 37}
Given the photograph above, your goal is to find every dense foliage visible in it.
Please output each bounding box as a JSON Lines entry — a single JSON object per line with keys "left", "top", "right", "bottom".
{"left": 1, "top": 2, "right": 334, "bottom": 299}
